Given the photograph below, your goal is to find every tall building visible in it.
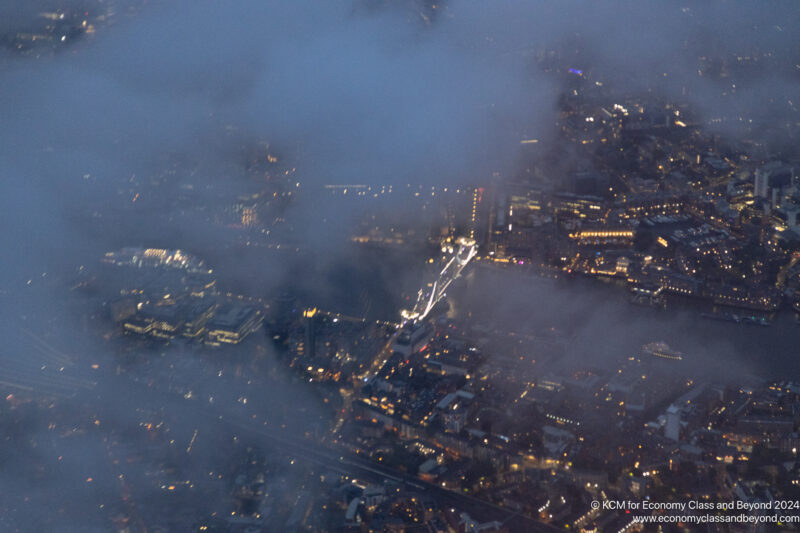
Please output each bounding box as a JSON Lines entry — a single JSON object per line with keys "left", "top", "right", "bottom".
{"left": 665, "top": 405, "right": 681, "bottom": 441}
{"left": 469, "top": 187, "right": 480, "bottom": 240}
{"left": 754, "top": 169, "right": 768, "bottom": 199}
{"left": 269, "top": 291, "right": 297, "bottom": 332}
{"left": 303, "top": 308, "right": 318, "bottom": 358}
{"left": 755, "top": 163, "right": 794, "bottom": 209}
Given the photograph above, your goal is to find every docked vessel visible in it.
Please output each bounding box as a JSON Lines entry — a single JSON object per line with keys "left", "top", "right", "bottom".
{"left": 701, "top": 312, "right": 771, "bottom": 326}
{"left": 643, "top": 341, "right": 684, "bottom": 361}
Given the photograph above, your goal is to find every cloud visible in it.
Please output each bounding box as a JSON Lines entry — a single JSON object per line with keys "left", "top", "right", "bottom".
{"left": 0, "top": 1, "right": 798, "bottom": 528}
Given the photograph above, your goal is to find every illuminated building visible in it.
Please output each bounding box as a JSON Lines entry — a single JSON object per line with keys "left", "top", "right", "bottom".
{"left": 123, "top": 317, "right": 154, "bottom": 335}
{"left": 121, "top": 300, "right": 217, "bottom": 340}
{"left": 241, "top": 207, "right": 258, "bottom": 228}
{"left": 569, "top": 228, "right": 634, "bottom": 246}
{"left": 502, "top": 186, "right": 545, "bottom": 247}
{"left": 302, "top": 307, "right": 318, "bottom": 358}
{"left": 702, "top": 283, "right": 781, "bottom": 311}
{"left": 551, "top": 193, "right": 605, "bottom": 221}
{"left": 618, "top": 194, "right": 685, "bottom": 217}
{"left": 392, "top": 321, "right": 432, "bottom": 357}
{"left": 206, "top": 304, "right": 264, "bottom": 345}
{"left": 122, "top": 304, "right": 185, "bottom": 339}
{"left": 435, "top": 390, "right": 474, "bottom": 433}
{"left": 615, "top": 256, "right": 630, "bottom": 275}
{"left": 182, "top": 301, "right": 217, "bottom": 338}
{"left": 102, "top": 247, "right": 211, "bottom": 274}
{"left": 147, "top": 306, "right": 186, "bottom": 339}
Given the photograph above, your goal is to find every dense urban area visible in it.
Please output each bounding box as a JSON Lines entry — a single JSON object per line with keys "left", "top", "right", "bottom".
{"left": 2, "top": 1, "right": 800, "bottom": 532}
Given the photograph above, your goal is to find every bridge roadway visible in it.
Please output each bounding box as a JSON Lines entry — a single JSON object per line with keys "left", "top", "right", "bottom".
{"left": 403, "top": 237, "right": 477, "bottom": 324}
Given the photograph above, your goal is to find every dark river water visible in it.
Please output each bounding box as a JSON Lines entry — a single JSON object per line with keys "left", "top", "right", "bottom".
{"left": 188, "top": 243, "right": 800, "bottom": 381}
{"left": 454, "top": 264, "right": 800, "bottom": 381}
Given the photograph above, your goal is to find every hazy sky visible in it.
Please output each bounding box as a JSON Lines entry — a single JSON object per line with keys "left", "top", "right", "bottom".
{"left": 2, "top": 0, "right": 798, "bottom": 280}
{"left": 0, "top": 1, "right": 799, "bottom": 529}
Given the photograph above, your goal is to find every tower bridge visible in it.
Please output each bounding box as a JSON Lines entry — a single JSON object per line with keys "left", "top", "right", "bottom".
{"left": 400, "top": 236, "right": 477, "bottom": 325}
{"left": 358, "top": 236, "right": 477, "bottom": 386}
